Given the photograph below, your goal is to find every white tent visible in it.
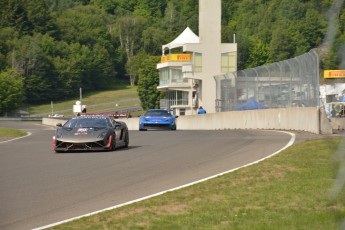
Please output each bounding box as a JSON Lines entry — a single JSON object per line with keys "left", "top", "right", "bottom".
{"left": 162, "top": 27, "right": 199, "bottom": 54}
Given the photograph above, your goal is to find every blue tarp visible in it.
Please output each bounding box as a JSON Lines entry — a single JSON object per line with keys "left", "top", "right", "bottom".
{"left": 233, "top": 98, "right": 268, "bottom": 110}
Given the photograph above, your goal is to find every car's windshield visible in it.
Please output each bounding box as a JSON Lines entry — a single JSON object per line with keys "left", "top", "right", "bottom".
{"left": 63, "top": 117, "right": 109, "bottom": 128}
{"left": 144, "top": 110, "right": 170, "bottom": 117}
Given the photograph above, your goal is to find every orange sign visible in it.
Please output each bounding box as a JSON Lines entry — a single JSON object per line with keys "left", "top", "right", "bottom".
{"left": 324, "top": 70, "right": 345, "bottom": 79}
{"left": 161, "top": 54, "right": 191, "bottom": 63}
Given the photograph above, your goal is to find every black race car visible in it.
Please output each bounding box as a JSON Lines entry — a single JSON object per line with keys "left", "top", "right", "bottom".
{"left": 52, "top": 115, "right": 129, "bottom": 153}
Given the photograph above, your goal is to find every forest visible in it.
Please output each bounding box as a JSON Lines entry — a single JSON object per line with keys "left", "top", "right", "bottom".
{"left": 0, "top": 0, "right": 344, "bottom": 114}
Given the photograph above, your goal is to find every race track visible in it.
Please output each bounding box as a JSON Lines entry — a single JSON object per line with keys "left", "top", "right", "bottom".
{"left": 0, "top": 121, "right": 294, "bottom": 230}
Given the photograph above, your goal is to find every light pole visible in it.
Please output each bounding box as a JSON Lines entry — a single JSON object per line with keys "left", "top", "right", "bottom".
{"left": 51, "top": 101, "right": 54, "bottom": 116}
{"left": 80, "top": 88, "right": 82, "bottom": 107}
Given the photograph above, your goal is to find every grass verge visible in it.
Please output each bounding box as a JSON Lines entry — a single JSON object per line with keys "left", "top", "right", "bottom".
{"left": 0, "top": 127, "right": 27, "bottom": 137}
{"left": 25, "top": 85, "right": 140, "bottom": 116}
{"left": 50, "top": 137, "right": 345, "bottom": 230}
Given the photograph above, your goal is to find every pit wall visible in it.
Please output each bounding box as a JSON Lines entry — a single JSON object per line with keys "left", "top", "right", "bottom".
{"left": 331, "top": 118, "right": 345, "bottom": 131}
{"left": 42, "top": 118, "right": 67, "bottom": 127}
{"left": 178, "top": 107, "right": 325, "bottom": 134}
{"left": 43, "top": 107, "right": 338, "bottom": 134}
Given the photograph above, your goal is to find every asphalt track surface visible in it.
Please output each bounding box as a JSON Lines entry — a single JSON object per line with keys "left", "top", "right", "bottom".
{"left": 0, "top": 121, "right": 295, "bottom": 230}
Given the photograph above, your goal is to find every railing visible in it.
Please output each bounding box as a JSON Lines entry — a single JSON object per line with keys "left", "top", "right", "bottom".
{"left": 325, "top": 102, "right": 345, "bottom": 117}
{"left": 159, "top": 78, "right": 188, "bottom": 86}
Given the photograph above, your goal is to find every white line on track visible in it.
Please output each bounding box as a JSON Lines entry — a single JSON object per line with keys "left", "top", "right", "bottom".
{"left": 32, "top": 130, "right": 296, "bottom": 230}
{"left": 0, "top": 131, "right": 32, "bottom": 144}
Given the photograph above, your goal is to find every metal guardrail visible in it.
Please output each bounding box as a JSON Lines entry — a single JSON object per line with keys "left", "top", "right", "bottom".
{"left": 0, "top": 117, "right": 43, "bottom": 121}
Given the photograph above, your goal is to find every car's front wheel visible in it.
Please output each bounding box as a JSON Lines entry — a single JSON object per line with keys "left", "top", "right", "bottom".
{"left": 124, "top": 131, "right": 129, "bottom": 148}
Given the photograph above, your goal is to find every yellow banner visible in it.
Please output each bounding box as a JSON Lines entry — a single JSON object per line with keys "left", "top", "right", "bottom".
{"left": 161, "top": 54, "right": 191, "bottom": 63}
{"left": 324, "top": 70, "right": 345, "bottom": 79}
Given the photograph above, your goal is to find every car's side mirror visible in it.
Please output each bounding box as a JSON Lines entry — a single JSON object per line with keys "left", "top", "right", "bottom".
{"left": 56, "top": 123, "right": 62, "bottom": 127}
{"left": 175, "top": 116, "right": 179, "bottom": 118}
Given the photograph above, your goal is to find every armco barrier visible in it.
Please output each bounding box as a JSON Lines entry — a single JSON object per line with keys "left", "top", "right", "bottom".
{"left": 0, "top": 117, "right": 43, "bottom": 121}
{"left": 43, "top": 107, "right": 337, "bottom": 134}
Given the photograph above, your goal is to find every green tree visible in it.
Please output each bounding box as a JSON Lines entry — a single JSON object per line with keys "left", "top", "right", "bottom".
{"left": 247, "top": 38, "right": 271, "bottom": 68}
{"left": 53, "top": 55, "right": 81, "bottom": 98}
{"left": 270, "top": 26, "right": 294, "bottom": 62}
{"left": 142, "top": 27, "right": 169, "bottom": 55}
{"left": 55, "top": 5, "right": 110, "bottom": 45}
{"left": 113, "top": 15, "right": 146, "bottom": 57}
{"left": 179, "top": 0, "right": 198, "bottom": 32}
{"left": 26, "top": 0, "right": 57, "bottom": 35}
{"left": 162, "top": 1, "right": 179, "bottom": 32}
{"left": 236, "top": 34, "right": 251, "bottom": 70}
{"left": 64, "top": 43, "right": 92, "bottom": 91}
{"left": 90, "top": 0, "right": 118, "bottom": 14}
{"left": 0, "top": 0, "right": 57, "bottom": 36}
{"left": 90, "top": 0, "right": 138, "bottom": 16}
{"left": 0, "top": 27, "right": 19, "bottom": 70}
{"left": 0, "top": 69, "right": 24, "bottom": 115}
{"left": 276, "top": 0, "right": 306, "bottom": 22}
{"left": 301, "top": 9, "right": 326, "bottom": 49}
{"left": 111, "top": 15, "right": 146, "bottom": 85}
{"left": 44, "top": 0, "right": 79, "bottom": 14}
{"left": 86, "top": 43, "right": 116, "bottom": 89}
{"left": 137, "top": 56, "right": 163, "bottom": 110}
{"left": 10, "top": 34, "right": 59, "bottom": 103}
{"left": 0, "top": 0, "right": 30, "bottom": 35}
{"left": 126, "top": 52, "right": 147, "bottom": 86}
{"left": 133, "top": 0, "right": 166, "bottom": 20}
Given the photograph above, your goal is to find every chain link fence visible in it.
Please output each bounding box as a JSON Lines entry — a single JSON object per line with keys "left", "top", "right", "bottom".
{"left": 215, "top": 49, "right": 320, "bottom": 112}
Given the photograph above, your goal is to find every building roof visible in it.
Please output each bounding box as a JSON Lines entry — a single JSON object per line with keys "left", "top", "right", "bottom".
{"left": 162, "top": 27, "right": 199, "bottom": 52}
{"left": 320, "top": 83, "right": 345, "bottom": 97}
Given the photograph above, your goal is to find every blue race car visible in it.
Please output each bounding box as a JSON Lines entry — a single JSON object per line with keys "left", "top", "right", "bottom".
{"left": 139, "top": 109, "right": 178, "bottom": 131}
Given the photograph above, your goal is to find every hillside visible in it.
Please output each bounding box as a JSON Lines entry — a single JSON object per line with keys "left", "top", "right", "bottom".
{"left": 28, "top": 85, "right": 141, "bottom": 117}
{"left": 0, "top": 0, "right": 344, "bottom": 114}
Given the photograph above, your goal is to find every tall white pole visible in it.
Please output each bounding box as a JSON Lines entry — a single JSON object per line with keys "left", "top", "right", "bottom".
{"left": 79, "top": 87, "right": 83, "bottom": 111}
{"left": 80, "top": 88, "right": 82, "bottom": 108}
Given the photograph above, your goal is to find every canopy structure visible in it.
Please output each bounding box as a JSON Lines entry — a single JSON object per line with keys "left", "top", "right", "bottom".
{"left": 162, "top": 27, "right": 199, "bottom": 54}
{"left": 233, "top": 98, "right": 268, "bottom": 110}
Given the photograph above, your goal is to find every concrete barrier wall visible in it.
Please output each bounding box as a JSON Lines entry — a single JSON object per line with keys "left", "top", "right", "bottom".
{"left": 43, "top": 107, "right": 338, "bottom": 134}
{"left": 331, "top": 118, "right": 345, "bottom": 130}
{"left": 120, "top": 107, "right": 322, "bottom": 134}
{"left": 177, "top": 107, "right": 320, "bottom": 133}
{"left": 42, "top": 118, "right": 67, "bottom": 127}
{"left": 117, "top": 117, "right": 139, "bottom": 130}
